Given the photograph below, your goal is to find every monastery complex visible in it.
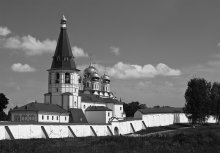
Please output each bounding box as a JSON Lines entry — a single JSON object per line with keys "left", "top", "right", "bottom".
{"left": 0, "top": 16, "right": 216, "bottom": 140}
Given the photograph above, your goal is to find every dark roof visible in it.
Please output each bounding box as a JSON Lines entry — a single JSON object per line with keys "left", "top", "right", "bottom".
{"left": 69, "top": 108, "right": 88, "bottom": 123}
{"left": 86, "top": 106, "right": 112, "bottom": 111}
{"left": 62, "top": 92, "right": 73, "bottom": 95}
{"left": 11, "top": 102, "right": 69, "bottom": 114}
{"left": 137, "top": 107, "right": 183, "bottom": 114}
{"left": 79, "top": 93, "right": 123, "bottom": 105}
{"left": 50, "top": 18, "right": 79, "bottom": 71}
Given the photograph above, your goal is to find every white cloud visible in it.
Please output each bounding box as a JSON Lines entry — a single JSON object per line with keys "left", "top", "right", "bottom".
{"left": 79, "top": 62, "right": 181, "bottom": 79}
{"left": 72, "top": 46, "right": 88, "bottom": 58}
{"left": 107, "top": 62, "right": 181, "bottom": 79}
{"left": 0, "top": 26, "right": 11, "bottom": 36}
{"left": 2, "top": 35, "right": 56, "bottom": 55}
{"left": 0, "top": 26, "right": 88, "bottom": 57}
{"left": 11, "top": 63, "right": 36, "bottom": 72}
{"left": 110, "top": 46, "right": 120, "bottom": 56}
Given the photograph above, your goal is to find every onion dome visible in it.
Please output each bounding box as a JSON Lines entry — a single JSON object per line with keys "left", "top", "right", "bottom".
{"left": 84, "top": 65, "right": 97, "bottom": 75}
{"left": 91, "top": 72, "right": 100, "bottom": 79}
{"left": 102, "top": 74, "right": 110, "bottom": 81}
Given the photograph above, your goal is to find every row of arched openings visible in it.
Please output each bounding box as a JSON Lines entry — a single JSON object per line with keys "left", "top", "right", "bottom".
{"left": 14, "top": 115, "right": 35, "bottom": 122}
{"left": 55, "top": 73, "right": 70, "bottom": 84}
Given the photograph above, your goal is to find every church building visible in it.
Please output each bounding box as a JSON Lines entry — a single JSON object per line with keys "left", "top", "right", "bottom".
{"left": 11, "top": 16, "right": 125, "bottom": 124}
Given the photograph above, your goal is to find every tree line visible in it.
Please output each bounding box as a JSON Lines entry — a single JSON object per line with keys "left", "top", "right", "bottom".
{"left": 184, "top": 77, "right": 220, "bottom": 124}
{"left": 0, "top": 93, "right": 9, "bottom": 121}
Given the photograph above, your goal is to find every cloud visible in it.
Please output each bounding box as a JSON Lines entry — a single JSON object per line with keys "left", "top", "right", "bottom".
{"left": 11, "top": 63, "right": 36, "bottom": 72}
{"left": 1, "top": 35, "right": 56, "bottom": 55}
{"left": 0, "top": 26, "right": 11, "bottom": 36}
{"left": 107, "top": 62, "right": 181, "bottom": 79}
{"left": 72, "top": 46, "right": 88, "bottom": 58}
{"left": 110, "top": 46, "right": 120, "bottom": 56}
{"left": 79, "top": 62, "right": 181, "bottom": 79}
{"left": 0, "top": 26, "right": 88, "bottom": 57}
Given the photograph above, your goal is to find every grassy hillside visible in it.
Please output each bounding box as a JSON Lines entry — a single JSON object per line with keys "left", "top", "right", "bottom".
{"left": 0, "top": 124, "right": 220, "bottom": 153}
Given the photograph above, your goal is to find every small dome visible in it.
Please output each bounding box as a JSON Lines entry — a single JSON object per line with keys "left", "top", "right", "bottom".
{"left": 84, "top": 65, "right": 97, "bottom": 74}
{"left": 91, "top": 72, "right": 100, "bottom": 78}
{"left": 102, "top": 74, "right": 110, "bottom": 81}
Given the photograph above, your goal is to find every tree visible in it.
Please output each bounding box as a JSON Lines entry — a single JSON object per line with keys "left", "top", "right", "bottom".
{"left": 210, "top": 82, "right": 220, "bottom": 124}
{"left": 184, "top": 78, "right": 211, "bottom": 124}
{"left": 0, "top": 93, "right": 9, "bottom": 121}
{"left": 123, "top": 101, "right": 147, "bottom": 117}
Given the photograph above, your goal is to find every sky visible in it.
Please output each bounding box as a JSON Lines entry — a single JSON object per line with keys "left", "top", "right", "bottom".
{"left": 1, "top": 0, "right": 220, "bottom": 109}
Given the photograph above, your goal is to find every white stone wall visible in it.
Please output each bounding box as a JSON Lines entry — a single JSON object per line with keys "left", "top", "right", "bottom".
{"left": 142, "top": 114, "right": 175, "bottom": 127}
{"left": 0, "top": 114, "right": 218, "bottom": 140}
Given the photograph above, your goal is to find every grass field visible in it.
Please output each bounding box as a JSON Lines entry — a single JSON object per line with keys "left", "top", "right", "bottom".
{"left": 0, "top": 124, "right": 220, "bottom": 153}
{"left": 134, "top": 123, "right": 192, "bottom": 135}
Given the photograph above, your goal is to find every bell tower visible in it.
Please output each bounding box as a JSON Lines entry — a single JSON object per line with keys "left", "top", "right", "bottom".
{"left": 44, "top": 15, "right": 81, "bottom": 110}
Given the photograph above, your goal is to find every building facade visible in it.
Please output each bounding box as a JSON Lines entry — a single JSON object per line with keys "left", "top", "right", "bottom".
{"left": 44, "top": 15, "right": 125, "bottom": 120}
{"left": 11, "top": 102, "right": 69, "bottom": 123}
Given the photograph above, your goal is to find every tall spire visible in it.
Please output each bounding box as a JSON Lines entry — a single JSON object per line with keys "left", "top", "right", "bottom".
{"left": 50, "top": 16, "right": 79, "bottom": 71}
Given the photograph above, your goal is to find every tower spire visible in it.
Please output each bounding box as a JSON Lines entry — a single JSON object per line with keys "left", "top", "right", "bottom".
{"left": 50, "top": 15, "right": 79, "bottom": 71}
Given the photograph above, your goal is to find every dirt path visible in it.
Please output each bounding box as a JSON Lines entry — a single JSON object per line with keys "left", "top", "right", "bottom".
{"left": 127, "top": 127, "right": 191, "bottom": 137}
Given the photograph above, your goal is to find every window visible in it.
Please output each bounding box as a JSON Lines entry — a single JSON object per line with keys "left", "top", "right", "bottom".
{"left": 29, "top": 115, "right": 32, "bottom": 121}
{"left": 108, "top": 112, "right": 110, "bottom": 117}
{"left": 14, "top": 115, "right": 20, "bottom": 121}
{"left": 52, "top": 116, "right": 54, "bottom": 120}
{"left": 65, "top": 73, "right": 70, "bottom": 84}
{"left": 75, "top": 102, "right": 76, "bottom": 106}
{"left": 24, "top": 115, "right": 28, "bottom": 121}
{"left": 57, "top": 116, "right": 59, "bottom": 120}
{"left": 32, "top": 115, "right": 35, "bottom": 121}
{"left": 86, "top": 82, "right": 89, "bottom": 87}
{"left": 65, "top": 117, "right": 66, "bottom": 121}
{"left": 42, "top": 115, "right": 44, "bottom": 120}
{"left": 56, "top": 88, "right": 59, "bottom": 92}
{"left": 47, "top": 116, "right": 49, "bottom": 120}
{"left": 120, "top": 107, "right": 122, "bottom": 110}
{"left": 84, "top": 105, "right": 85, "bottom": 109}
{"left": 21, "top": 116, "right": 24, "bottom": 121}
{"left": 78, "top": 77, "right": 81, "bottom": 83}
{"left": 55, "top": 73, "right": 60, "bottom": 83}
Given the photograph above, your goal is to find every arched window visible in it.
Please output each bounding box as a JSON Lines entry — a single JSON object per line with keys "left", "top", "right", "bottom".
{"left": 55, "top": 73, "right": 60, "bottom": 83}
{"left": 114, "top": 127, "right": 119, "bottom": 135}
{"left": 86, "top": 82, "right": 90, "bottom": 87}
{"left": 32, "top": 115, "right": 35, "bottom": 121}
{"left": 29, "top": 115, "right": 32, "bottom": 121}
{"left": 65, "top": 73, "right": 70, "bottom": 84}
{"left": 15, "top": 115, "right": 20, "bottom": 121}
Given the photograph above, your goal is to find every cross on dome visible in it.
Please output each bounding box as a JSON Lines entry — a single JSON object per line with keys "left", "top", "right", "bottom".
{"left": 61, "top": 15, "right": 67, "bottom": 28}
